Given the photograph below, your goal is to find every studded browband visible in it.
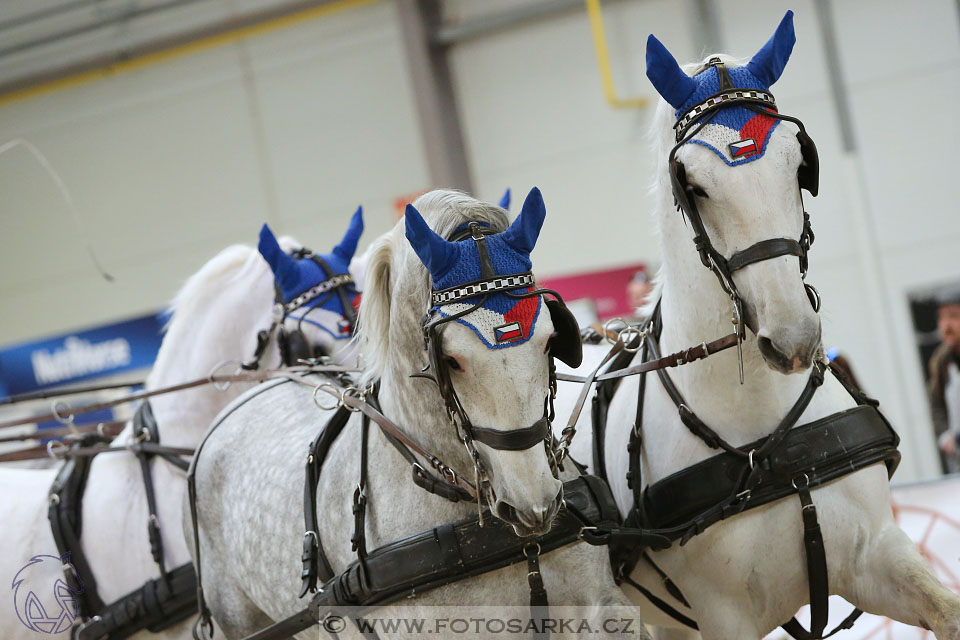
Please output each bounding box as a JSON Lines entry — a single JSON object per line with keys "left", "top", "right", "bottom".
{"left": 430, "top": 272, "right": 536, "bottom": 307}
{"left": 283, "top": 273, "right": 354, "bottom": 314}
{"left": 674, "top": 88, "right": 777, "bottom": 141}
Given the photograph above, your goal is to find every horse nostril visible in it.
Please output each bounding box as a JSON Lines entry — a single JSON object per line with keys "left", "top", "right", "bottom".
{"left": 496, "top": 501, "right": 520, "bottom": 524}
{"left": 757, "top": 335, "right": 792, "bottom": 371}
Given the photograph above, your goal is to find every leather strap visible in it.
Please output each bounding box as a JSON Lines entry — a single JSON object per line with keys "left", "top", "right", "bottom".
{"left": 726, "top": 238, "right": 803, "bottom": 273}
{"left": 301, "top": 406, "right": 352, "bottom": 597}
{"left": 76, "top": 563, "right": 197, "bottom": 640}
{"left": 241, "top": 475, "right": 619, "bottom": 640}
{"left": 594, "top": 332, "right": 738, "bottom": 382}
{"left": 335, "top": 392, "right": 478, "bottom": 500}
{"left": 352, "top": 414, "right": 370, "bottom": 559}
{"left": 48, "top": 434, "right": 108, "bottom": 619}
{"left": 133, "top": 402, "right": 167, "bottom": 579}
{"left": 0, "top": 364, "right": 362, "bottom": 431}
{"left": 471, "top": 417, "right": 550, "bottom": 451}
{"left": 640, "top": 405, "right": 900, "bottom": 532}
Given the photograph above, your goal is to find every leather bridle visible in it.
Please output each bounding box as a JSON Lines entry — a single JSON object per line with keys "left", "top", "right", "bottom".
{"left": 669, "top": 58, "right": 821, "bottom": 380}
{"left": 244, "top": 249, "right": 358, "bottom": 370}
{"left": 418, "top": 221, "right": 582, "bottom": 512}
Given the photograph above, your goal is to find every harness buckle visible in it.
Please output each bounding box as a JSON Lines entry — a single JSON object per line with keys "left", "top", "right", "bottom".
{"left": 792, "top": 473, "right": 810, "bottom": 490}
{"left": 748, "top": 449, "right": 757, "bottom": 469}
{"left": 75, "top": 615, "right": 102, "bottom": 637}
{"left": 578, "top": 526, "right": 598, "bottom": 541}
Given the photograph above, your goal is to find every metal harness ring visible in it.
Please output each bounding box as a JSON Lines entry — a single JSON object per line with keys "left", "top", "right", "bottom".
{"left": 312, "top": 383, "right": 340, "bottom": 412}
{"left": 602, "top": 317, "right": 629, "bottom": 346}
{"left": 340, "top": 386, "right": 366, "bottom": 413}
{"left": 46, "top": 440, "right": 67, "bottom": 460}
{"left": 208, "top": 359, "right": 242, "bottom": 392}
{"left": 51, "top": 401, "right": 75, "bottom": 426}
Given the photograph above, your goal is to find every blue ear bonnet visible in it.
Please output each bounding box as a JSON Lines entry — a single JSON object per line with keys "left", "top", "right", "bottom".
{"left": 646, "top": 10, "right": 796, "bottom": 167}
{"left": 431, "top": 233, "right": 542, "bottom": 350}
{"left": 257, "top": 207, "right": 363, "bottom": 334}
{"left": 678, "top": 66, "right": 782, "bottom": 167}
{"left": 675, "top": 65, "right": 769, "bottom": 118}
{"left": 431, "top": 233, "right": 532, "bottom": 293}
{"left": 405, "top": 187, "right": 547, "bottom": 350}
{"left": 282, "top": 252, "right": 358, "bottom": 315}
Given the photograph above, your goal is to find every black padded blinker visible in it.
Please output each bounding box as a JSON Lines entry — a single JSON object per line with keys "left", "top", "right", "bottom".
{"left": 546, "top": 299, "right": 583, "bottom": 368}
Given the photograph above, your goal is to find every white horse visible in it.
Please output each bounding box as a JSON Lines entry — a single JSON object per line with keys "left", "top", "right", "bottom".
{"left": 0, "top": 215, "right": 365, "bottom": 639}
{"left": 187, "top": 188, "right": 642, "bottom": 639}
{"left": 558, "top": 12, "right": 960, "bottom": 640}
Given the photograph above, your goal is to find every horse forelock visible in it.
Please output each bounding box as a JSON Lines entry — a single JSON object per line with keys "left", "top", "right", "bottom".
{"left": 358, "top": 190, "right": 510, "bottom": 386}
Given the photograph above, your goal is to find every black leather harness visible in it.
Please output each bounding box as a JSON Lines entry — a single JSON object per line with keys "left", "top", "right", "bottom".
{"left": 245, "top": 474, "right": 619, "bottom": 640}
{"left": 188, "top": 361, "right": 615, "bottom": 640}
{"left": 48, "top": 401, "right": 198, "bottom": 639}
{"left": 585, "top": 306, "right": 901, "bottom": 639}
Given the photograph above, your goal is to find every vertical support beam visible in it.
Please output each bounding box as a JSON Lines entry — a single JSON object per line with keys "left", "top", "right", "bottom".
{"left": 396, "top": 0, "right": 473, "bottom": 192}
{"left": 688, "top": 0, "right": 723, "bottom": 57}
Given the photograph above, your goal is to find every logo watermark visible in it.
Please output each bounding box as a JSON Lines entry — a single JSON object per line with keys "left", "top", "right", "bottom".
{"left": 11, "top": 554, "right": 84, "bottom": 634}
{"left": 312, "top": 605, "right": 645, "bottom": 638}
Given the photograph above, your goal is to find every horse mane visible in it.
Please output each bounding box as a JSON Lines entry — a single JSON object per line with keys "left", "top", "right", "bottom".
{"left": 358, "top": 190, "right": 510, "bottom": 385}
{"left": 147, "top": 235, "right": 301, "bottom": 387}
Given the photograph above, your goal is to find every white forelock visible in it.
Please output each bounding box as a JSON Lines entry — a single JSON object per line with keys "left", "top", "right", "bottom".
{"left": 357, "top": 190, "right": 509, "bottom": 386}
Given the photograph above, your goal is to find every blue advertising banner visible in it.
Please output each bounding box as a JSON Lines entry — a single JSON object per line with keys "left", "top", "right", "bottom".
{"left": 0, "top": 313, "right": 165, "bottom": 397}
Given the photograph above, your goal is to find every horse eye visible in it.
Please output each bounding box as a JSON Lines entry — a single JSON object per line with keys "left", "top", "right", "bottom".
{"left": 691, "top": 186, "right": 709, "bottom": 198}
{"left": 444, "top": 355, "right": 462, "bottom": 372}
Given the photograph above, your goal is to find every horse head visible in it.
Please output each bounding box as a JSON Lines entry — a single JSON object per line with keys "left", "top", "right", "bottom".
{"left": 360, "top": 188, "right": 575, "bottom": 536}
{"left": 258, "top": 207, "right": 363, "bottom": 365}
{"left": 647, "top": 10, "right": 821, "bottom": 374}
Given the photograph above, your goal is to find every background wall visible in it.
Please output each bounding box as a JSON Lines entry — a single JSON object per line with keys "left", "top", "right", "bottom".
{"left": 0, "top": 0, "right": 957, "bottom": 481}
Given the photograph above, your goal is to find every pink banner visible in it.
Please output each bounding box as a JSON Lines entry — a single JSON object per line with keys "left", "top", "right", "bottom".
{"left": 539, "top": 263, "right": 650, "bottom": 322}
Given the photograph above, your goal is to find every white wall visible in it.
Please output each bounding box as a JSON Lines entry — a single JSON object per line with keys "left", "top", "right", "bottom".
{"left": 0, "top": 0, "right": 427, "bottom": 343}
{"left": 0, "top": 0, "right": 957, "bottom": 479}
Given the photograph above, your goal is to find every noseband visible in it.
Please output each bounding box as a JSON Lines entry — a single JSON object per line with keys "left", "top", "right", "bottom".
{"left": 419, "top": 222, "right": 581, "bottom": 507}
{"left": 669, "top": 58, "right": 821, "bottom": 379}
{"left": 244, "top": 250, "right": 358, "bottom": 370}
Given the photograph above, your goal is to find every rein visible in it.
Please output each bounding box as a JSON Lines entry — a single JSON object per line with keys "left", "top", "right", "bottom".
{"left": 0, "top": 364, "right": 362, "bottom": 432}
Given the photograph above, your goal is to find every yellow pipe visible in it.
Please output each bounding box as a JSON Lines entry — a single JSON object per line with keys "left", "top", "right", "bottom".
{"left": 584, "top": 0, "right": 647, "bottom": 109}
{"left": 0, "top": 0, "right": 383, "bottom": 108}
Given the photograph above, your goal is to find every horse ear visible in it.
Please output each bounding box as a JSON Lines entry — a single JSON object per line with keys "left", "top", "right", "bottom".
{"left": 333, "top": 206, "right": 364, "bottom": 262}
{"left": 498, "top": 188, "right": 511, "bottom": 210}
{"left": 258, "top": 223, "right": 299, "bottom": 291}
{"left": 404, "top": 203, "right": 459, "bottom": 281}
{"left": 645, "top": 34, "right": 697, "bottom": 110}
{"left": 746, "top": 10, "right": 796, "bottom": 87}
{"left": 501, "top": 187, "right": 546, "bottom": 255}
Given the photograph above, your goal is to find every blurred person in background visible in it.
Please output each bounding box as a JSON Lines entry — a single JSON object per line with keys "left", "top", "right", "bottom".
{"left": 928, "top": 285, "right": 960, "bottom": 473}
{"left": 626, "top": 268, "right": 654, "bottom": 321}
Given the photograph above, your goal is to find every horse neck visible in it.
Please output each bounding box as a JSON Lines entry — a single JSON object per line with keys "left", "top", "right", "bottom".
{"left": 138, "top": 260, "right": 276, "bottom": 450}
{"left": 374, "top": 288, "right": 474, "bottom": 476}
{"left": 655, "top": 196, "right": 813, "bottom": 445}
